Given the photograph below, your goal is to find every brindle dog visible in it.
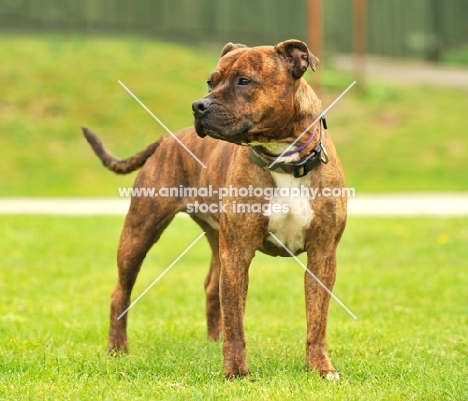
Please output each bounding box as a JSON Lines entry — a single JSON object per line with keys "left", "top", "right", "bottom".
{"left": 83, "top": 39, "right": 347, "bottom": 379}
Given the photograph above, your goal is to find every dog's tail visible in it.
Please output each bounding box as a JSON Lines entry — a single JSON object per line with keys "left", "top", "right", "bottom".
{"left": 82, "top": 127, "right": 161, "bottom": 174}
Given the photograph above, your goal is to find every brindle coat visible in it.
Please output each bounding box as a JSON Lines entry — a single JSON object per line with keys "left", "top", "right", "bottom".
{"left": 83, "top": 39, "right": 347, "bottom": 379}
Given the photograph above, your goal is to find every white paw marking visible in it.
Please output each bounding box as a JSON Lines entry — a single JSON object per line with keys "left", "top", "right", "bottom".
{"left": 325, "top": 372, "right": 340, "bottom": 380}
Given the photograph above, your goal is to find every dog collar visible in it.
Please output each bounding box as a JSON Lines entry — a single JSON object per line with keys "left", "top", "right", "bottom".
{"left": 250, "top": 143, "right": 323, "bottom": 178}
{"left": 249, "top": 115, "right": 328, "bottom": 178}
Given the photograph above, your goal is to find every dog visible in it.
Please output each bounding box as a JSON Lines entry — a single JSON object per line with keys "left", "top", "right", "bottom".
{"left": 83, "top": 39, "right": 347, "bottom": 380}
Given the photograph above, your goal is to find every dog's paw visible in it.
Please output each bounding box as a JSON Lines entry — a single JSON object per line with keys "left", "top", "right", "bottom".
{"left": 323, "top": 370, "right": 340, "bottom": 380}
{"left": 207, "top": 329, "right": 223, "bottom": 342}
{"left": 107, "top": 343, "right": 129, "bottom": 356}
{"left": 224, "top": 368, "right": 249, "bottom": 380}
{"left": 223, "top": 342, "right": 248, "bottom": 379}
{"left": 224, "top": 361, "right": 249, "bottom": 380}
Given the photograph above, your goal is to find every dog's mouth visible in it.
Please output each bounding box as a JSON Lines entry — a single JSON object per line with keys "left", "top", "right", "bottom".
{"left": 208, "top": 129, "right": 249, "bottom": 144}
{"left": 195, "top": 121, "right": 251, "bottom": 145}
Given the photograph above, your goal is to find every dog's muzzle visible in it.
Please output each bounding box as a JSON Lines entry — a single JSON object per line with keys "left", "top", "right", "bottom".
{"left": 192, "top": 99, "right": 214, "bottom": 138}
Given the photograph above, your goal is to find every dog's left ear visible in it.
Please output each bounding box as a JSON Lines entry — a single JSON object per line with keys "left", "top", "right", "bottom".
{"left": 220, "top": 42, "right": 248, "bottom": 57}
{"left": 275, "top": 39, "right": 319, "bottom": 78}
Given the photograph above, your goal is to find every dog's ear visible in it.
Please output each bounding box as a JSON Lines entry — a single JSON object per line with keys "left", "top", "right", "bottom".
{"left": 275, "top": 39, "right": 319, "bottom": 78}
{"left": 220, "top": 42, "right": 248, "bottom": 57}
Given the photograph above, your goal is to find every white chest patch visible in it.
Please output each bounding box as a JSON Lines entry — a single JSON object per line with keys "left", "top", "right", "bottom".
{"left": 267, "top": 171, "right": 314, "bottom": 254}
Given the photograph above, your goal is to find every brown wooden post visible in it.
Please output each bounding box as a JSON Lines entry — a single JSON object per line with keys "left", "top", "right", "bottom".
{"left": 353, "top": 0, "right": 367, "bottom": 90}
{"left": 307, "top": 0, "right": 322, "bottom": 98}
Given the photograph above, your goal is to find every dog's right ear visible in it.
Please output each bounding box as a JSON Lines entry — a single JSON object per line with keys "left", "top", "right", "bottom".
{"left": 275, "top": 39, "right": 319, "bottom": 78}
{"left": 220, "top": 42, "right": 248, "bottom": 57}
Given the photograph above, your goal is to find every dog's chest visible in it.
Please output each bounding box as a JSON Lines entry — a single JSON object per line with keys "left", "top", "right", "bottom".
{"left": 267, "top": 172, "right": 314, "bottom": 254}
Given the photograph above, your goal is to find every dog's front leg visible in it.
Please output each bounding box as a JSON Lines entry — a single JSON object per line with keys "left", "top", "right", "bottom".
{"left": 218, "top": 216, "right": 264, "bottom": 379}
{"left": 304, "top": 220, "right": 343, "bottom": 379}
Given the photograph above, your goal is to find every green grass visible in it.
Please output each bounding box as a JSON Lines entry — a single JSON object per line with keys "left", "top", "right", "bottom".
{"left": 0, "top": 33, "right": 467, "bottom": 195}
{"left": 442, "top": 44, "right": 468, "bottom": 66}
{"left": 1, "top": 215, "right": 467, "bottom": 399}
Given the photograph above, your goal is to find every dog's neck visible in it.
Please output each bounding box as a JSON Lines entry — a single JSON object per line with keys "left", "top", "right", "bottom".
{"left": 249, "top": 80, "right": 323, "bottom": 162}
{"left": 292, "top": 79, "right": 323, "bottom": 156}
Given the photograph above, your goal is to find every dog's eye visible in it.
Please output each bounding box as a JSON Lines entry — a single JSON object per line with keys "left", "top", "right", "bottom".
{"left": 237, "top": 78, "right": 252, "bottom": 86}
{"left": 207, "top": 80, "right": 213, "bottom": 91}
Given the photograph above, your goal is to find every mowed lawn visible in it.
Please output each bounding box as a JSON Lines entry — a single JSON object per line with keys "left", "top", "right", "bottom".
{"left": 1, "top": 32, "right": 467, "bottom": 399}
{"left": 0, "top": 33, "right": 468, "bottom": 196}
{"left": 0, "top": 215, "right": 466, "bottom": 400}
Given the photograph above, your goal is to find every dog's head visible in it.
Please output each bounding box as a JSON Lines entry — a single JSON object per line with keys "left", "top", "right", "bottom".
{"left": 192, "top": 39, "right": 319, "bottom": 145}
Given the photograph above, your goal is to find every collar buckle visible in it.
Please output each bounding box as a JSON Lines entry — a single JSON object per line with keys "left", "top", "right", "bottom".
{"left": 291, "top": 143, "right": 322, "bottom": 177}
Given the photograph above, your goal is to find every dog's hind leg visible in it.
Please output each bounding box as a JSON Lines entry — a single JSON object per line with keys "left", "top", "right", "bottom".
{"left": 191, "top": 215, "right": 222, "bottom": 341}
{"left": 107, "top": 196, "right": 178, "bottom": 354}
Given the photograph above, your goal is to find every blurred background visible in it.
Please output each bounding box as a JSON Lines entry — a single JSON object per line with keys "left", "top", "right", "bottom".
{"left": 1, "top": 0, "right": 467, "bottom": 59}
{"left": 0, "top": 0, "right": 467, "bottom": 196}
{"left": 1, "top": 4, "right": 467, "bottom": 398}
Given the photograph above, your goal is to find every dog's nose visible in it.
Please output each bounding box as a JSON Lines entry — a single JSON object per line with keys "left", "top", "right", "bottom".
{"left": 192, "top": 99, "right": 213, "bottom": 117}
